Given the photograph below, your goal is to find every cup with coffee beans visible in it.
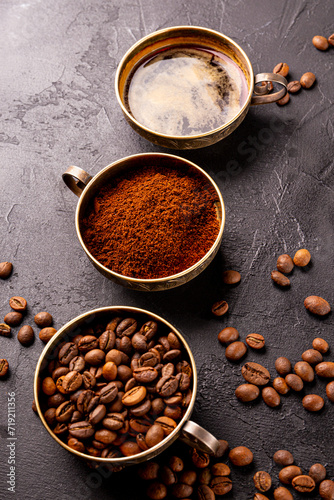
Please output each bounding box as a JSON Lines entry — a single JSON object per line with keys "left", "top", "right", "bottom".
{"left": 34, "top": 306, "right": 220, "bottom": 470}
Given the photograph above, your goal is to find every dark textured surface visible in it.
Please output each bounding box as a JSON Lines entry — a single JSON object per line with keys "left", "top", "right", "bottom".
{"left": 0, "top": 1, "right": 333, "bottom": 499}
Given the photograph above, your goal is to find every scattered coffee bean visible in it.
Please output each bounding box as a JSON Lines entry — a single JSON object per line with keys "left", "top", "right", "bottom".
{"left": 315, "top": 362, "right": 334, "bottom": 378}
{"left": 241, "top": 362, "right": 270, "bottom": 386}
{"left": 309, "top": 463, "right": 327, "bottom": 484}
{"left": 312, "top": 337, "right": 329, "bottom": 353}
{"left": 292, "top": 474, "right": 316, "bottom": 493}
{"left": 0, "top": 261, "right": 13, "bottom": 279}
{"left": 285, "top": 373, "right": 303, "bottom": 391}
{"left": 246, "top": 333, "right": 265, "bottom": 350}
{"left": 218, "top": 327, "right": 239, "bottom": 345}
{"left": 273, "top": 62, "right": 289, "bottom": 77}
{"left": 138, "top": 462, "right": 160, "bottom": 481}
{"left": 214, "top": 439, "right": 229, "bottom": 458}
{"left": 39, "top": 327, "right": 57, "bottom": 343}
{"left": 275, "top": 357, "right": 292, "bottom": 376}
{"left": 277, "top": 254, "right": 294, "bottom": 273}
{"left": 17, "top": 325, "right": 34, "bottom": 346}
{"left": 287, "top": 80, "right": 301, "bottom": 93}
{"left": 235, "top": 383, "right": 260, "bottom": 402}
{"left": 271, "top": 270, "right": 290, "bottom": 286}
{"left": 326, "top": 381, "right": 334, "bottom": 402}
{"left": 9, "top": 296, "right": 27, "bottom": 312}
{"left": 312, "top": 35, "right": 329, "bottom": 51}
{"left": 229, "top": 446, "right": 253, "bottom": 466}
{"left": 225, "top": 341, "right": 247, "bottom": 362}
{"left": 222, "top": 270, "right": 241, "bottom": 285}
{"left": 328, "top": 34, "right": 334, "bottom": 46}
{"left": 197, "top": 484, "right": 215, "bottom": 500}
{"left": 302, "top": 394, "right": 324, "bottom": 412}
{"left": 212, "top": 300, "right": 229, "bottom": 317}
{"left": 300, "top": 72, "right": 316, "bottom": 89}
{"left": 276, "top": 93, "right": 290, "bottom": 106}
{"left": 210, "top": 476, "right": 232, "bottom": 495}
{"left": 279, "top": 465, "right": 303, "bottom": 485}
{"left": 273, "top": 450, "right": 294, "bottom": 467}
{"left": 294, "top": 361, "right": 314, "bottom": 382}
{"left": 169, "top": 456, "right": 184, "bottom": 472}
{"left": 146, "top": 481, "right": 167, "bottom": 500}
{"left": 34, "top": 312, "right": 53, "bottom": 328}
{"left": 305, "top": 295, "right": 331, "bottom": 316}
{"left": 273, "top": 486, "right": 294, "bottom": 500}
{"left": 253, "top": 471, "right": 272, "bottom": 492}
{"left": 273, "top": 377, "right": 290, "bottom": 395}
{"left": 293, "top": 248, "right": 311, "bottom": 266}
{"left": 262, "top": 387, "right": 280, "bottom": 408}
{"left": 301, "top": 349, "right": 323, "bottom": 364}
{"left": 0, "top": 323, "right": 11, "bottom": 337}
{"left": 4, "top": 311, "right": 23, "bottom": 327}
{"left": 319, "top": 479, "right": 334, "bottom": 499}
{"left": 191, "top": 449, "right": 210, "bottom": 468}
{"left": 0, "top": 359, "right": 9, "bottom": 377}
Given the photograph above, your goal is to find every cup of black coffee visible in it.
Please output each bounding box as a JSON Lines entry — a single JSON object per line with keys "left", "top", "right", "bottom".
{"left": 115, "top": 26, "right": 287, "bottom": 149}
{"left": 34, "top": 306, "right": 220, "bottom": 470}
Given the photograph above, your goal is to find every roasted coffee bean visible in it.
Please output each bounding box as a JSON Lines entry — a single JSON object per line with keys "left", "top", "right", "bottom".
{"left": 294, "top": 361, "right": 314, "bottom": 382}
{"left": 139, "top": 352, "right": 159, "bottom": 368}
{"left": 271, "top": 270, "right": 290, "bottom": 286}
{"left": 68, "top": 421, "right": 94, "bottom": 440}
{"left": 198, "top": 468, "right": 212, "bottom": 485}
{"left": 138, "top": 461, "right": 160, "bottom": 480}
{"left": 292, "top": 474, "right": 316, "bottom": 493}
{"left": 59, "top": 342, "right": 78, "bottom": 365}
{"left": 151, "top": 397, "right": 165, "bottom": 415}
{"left": 47, "top": 393, "right": 66, "bottom": 408}
{"left": 140, "top": 321, "right": 158, "bottom": 341}
{"left": 312, "top": 35, "right": 329, "bottom": 50}
{"left": 328, "top": 34, "right": 334, "bottom": 46}
{"left": 176, "top": 360, "right": 192, "bottom": 378}
{"left": 69, "top": 356, "right": 85, "bottom": 372}
{"left": 155, "top": 416, "right": 177, "bottom": 435}
{"left": 9, "top": 296, "right": 27, "bottom": 312}
{"left": 277, "top": 254, "right": 294, "bottom": 273}
{"left": 253, "top": 471, "right": 272, "bottom": 492}
{"left": 163, "top": 349, "right": 181, "bottom": 363}
{"left": 117, "top": 365, "right": 132, "bottom": 383}
{"left": 319, "top": 479, "right": 334, "bottom": 499}
{"left": 99, "top": 330, "right": 116, "bottom": 351}
{"left": 300, "top": 72, "right": 316, "bottom": 89}
{"left": 133, "top": 366, "right": 158, "bottom": 384}
{"left": 276, "top": 93, "right": 290, "bottom": 106}
{"left": 17, "top": 325, "right": 34, "bottom": 346}
{"left": 124, "top": 377, "right": 136, "bottom": 393}
{"left": 85, "top": 349, "right": 105, "bottom": 366}
{"left": 246, "top": 333, "right": 265, "bottom": 349}
{"left": 131, "top": 333, "right": 147, "bottom": 352}
{"left": 52, "top": 366, "right": 70, "bottom": 381}
{"left": 190, "top": 448, "right": 210, "bottom": 468}
{"left": 99, "top": 382, "right": 118, "bottom": 404}
{"left": 0, "top": 323, "right": 11, "bottom": 337}
{"left": 55, "top": 401, "right": 75, "bottom": 422}
{"left": 34, "top": 312, "right": 53, "bottom": 328}
{"left": 130, "top": 399, "right": 151, "bottom": 417}
{"left": 315, "top": 362, "right": 334, "bottom": 378}
{"left": 197, "top": 484, "right": 215, "bottom": 500}
{"left": 103, "top": 413, "right": 124, "bottom": 431}
{"left": 4, "top": 311, "right": 23, "bottom": 327}
{"left": 160, "top": 465, "right": 177, "bottom": 486}
{"left": 179, "top": 470, "right": 197, "bottom": 485}
{"left": 215, "top": 439, "right": 229, "bottom": 458}
{"left": 210, "top": 476, "right": 232, "bottom": 495}
{"left": 176, "top": 372, "right": 190, "bottom": 391}
{"left": 167, "top": 332, "right": 182, "bottom": 350}
{"left": 71, "top": 410, "right": 83, "bottom": 423}
{"left": 254, "top": 494, "right": 270, "bottom": 500}
{"left": 302, "top": 394, "right": 324, "bottom": 411}
{"left": 94, "top": 428, "right": 117, "bottom": 445}
{"left": 0, "top": 261, "right": 13, "bottom": 279}
{"left": 156, "top": 376, "right": 179, "bottom": 397}
{"left": 62, "top": 371, "right": 82, "bottom": 393}
{"left": 279, "top": 465, "right": 303, "bottom": 484}
{"left": 39, "top": 327, "right": 57, "bottom": 343}
{"left": 302, "top": 349, "right": 323, "bottom": 364}
{"left": 106, "top": 349, "right": 123, "bottom": 365}
{"left": 212, "top": 300, "right": 229, "bottom": 316}
{"left": 285, "top": 373, "right": 303, "bottom": 391}
{"left": 309, "top": 463, "right": 327, "bottom": 484}
{"left": 229, "top": 446, "right": 253, "bottom": 466}
{"left": 262, "top": 387, "right": 280, "bottom": 408}
{"left": 235, "top": 383, "right": 260, "bottom": 402}
{"left": 313, "top": 337, "right": 329, "bottom": 353}
{"left": 222, "top": 270, "right": 241, "bottom": 285}
{"left": 293, "top": 248, "right": 311, "bottom": 266}
{"left": 288, "top": 81, "right": 302, "bottom": 94}
{"left": 211, "top": 463, "right": 230, "bottom": 476}
{"left": 42, "top": 377, "right": 56, "bottom": 395}
{"left": 218, "top": 326, "right": 239, "bottom": 345}
{"left": 53, "top": 423, "right": 68, "bottom": 436}
{"left": 122, "top": 386, "right": 147, "bottom": 406}
{"left": 146, "top": 423, "right": 165, "bottom": 448}
{"left": 273, "top": 450, "right": 294, "bottom": 466}
{"left": 225, "top": 341, "right": 247, "bottom": 362}
{"left": 242, "top": 362, "right": 270, "bottom": 386}
{"left": 146, "top": 481, "right": 167, "bottom": 500}
{"left": 273, "top": 62, "right": 289, "bottom": 77}
{"left": 89, "top": 404, "right": 106, "bottom": 425}
{"left": 56, "top": 376, "right": 67, "bottom": 394}
{"left": 78, "top": 335, "right": 99, "bottom": 353}
{"left": 169, "top": 456, "right": 184, "bottom": 472}
{"left": 102, "top": 361, "right": 117, "bottom": 381}
{"left": 273, "top": 377, "right": 290, "bottom": 395}
{"left": 275, "top": 357, "right": 292, "bottom": 376}
{"left": 77, "top": 390, "right": 99, "bottom": 414}
{"left": 119, "top": 440, "right": 141, "bottom": 456}
{"left": 116, "top": 318, "right": 137, "bottom": 337}
{"left": 161, "top": 363, "right": 174, "bottom": 377}
{"left": 326, "top": 381, "right": 334, "bottom": 402}
{"left": 0, "top": 359, "right": 9, "bottom": 377}
{"left": 273, "top": 487, "right": 293, "bottom": 500}
{"left": 163, "top": 405, "right": 181, "bottom": 420}
{"left": 68, "top": 437, "right": 85, "bottom": 453}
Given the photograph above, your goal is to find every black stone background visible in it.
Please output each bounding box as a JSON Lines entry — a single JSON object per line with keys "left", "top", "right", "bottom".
{"left": 0, "top": 1, "right": 333, "bottom": 499}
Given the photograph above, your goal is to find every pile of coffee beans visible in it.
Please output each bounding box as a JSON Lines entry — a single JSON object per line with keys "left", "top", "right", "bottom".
{"left": 37, "top": 313, "right": 193, "bottom": 459}
{"left": 312, "top": 33, "right": 334, "bottom": 51}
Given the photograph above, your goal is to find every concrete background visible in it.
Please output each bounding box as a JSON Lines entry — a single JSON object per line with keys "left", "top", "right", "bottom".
{"left": 0, "top": 0, "right": 333, "bottom": 498}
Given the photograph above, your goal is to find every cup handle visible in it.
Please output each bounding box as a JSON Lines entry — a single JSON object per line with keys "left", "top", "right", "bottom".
{"left": 180, "top": 420, "right": 220, "bottom": 455}
{"left": 251, "top": 72, "right": 288, "bottom": 105}
{"left": 62, "top": 166, "right": 93, "bottom": 197}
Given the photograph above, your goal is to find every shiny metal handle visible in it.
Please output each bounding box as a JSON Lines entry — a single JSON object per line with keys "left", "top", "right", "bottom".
{"left": 180, "top": 420, "right": 220, "bottom": 455}
{"left": 251, "top": 72, "right": 288, "bottom": 105}
{"left": 62, "top": 166, "right": 92, "bottom": 197}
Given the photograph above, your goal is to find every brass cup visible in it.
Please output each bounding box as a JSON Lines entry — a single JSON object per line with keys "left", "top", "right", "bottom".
{"left": 63, "top": 152, "right": 225, "bottom": 291}
{"left": 115, "top": 25, "right": 287, "bottom": 149}
{"left": 34, "top": 306, "right": 220, "bottom": 471}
